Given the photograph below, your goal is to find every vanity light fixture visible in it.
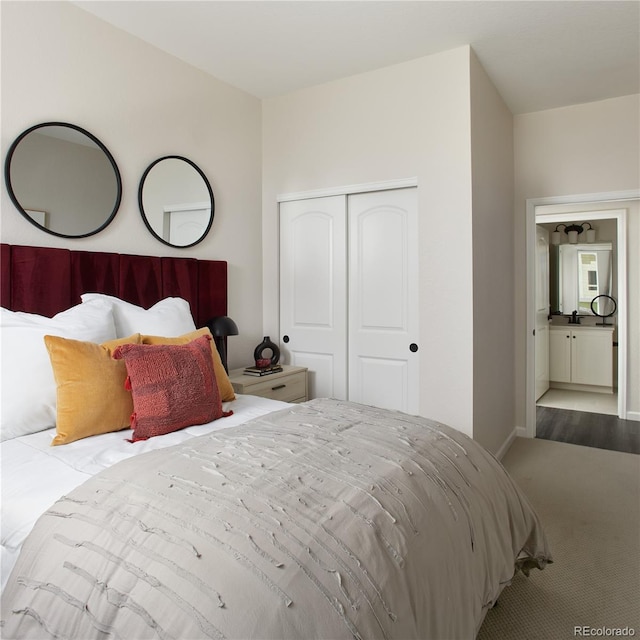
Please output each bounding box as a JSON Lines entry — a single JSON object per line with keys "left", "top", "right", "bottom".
{"left": 550, "top": 222, "right": 596, "bottom": 245}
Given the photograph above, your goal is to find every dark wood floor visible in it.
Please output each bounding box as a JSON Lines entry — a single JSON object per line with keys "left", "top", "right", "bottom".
{"left": 536, "top": 406, "right": 640, "bottom": 454}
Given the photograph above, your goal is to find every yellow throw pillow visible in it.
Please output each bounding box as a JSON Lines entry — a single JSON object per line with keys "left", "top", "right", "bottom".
{"left": 141, "top": 328, "right": 236, "bottom": 402}
{"left": 44, "top": 334, "right": 141, "bottom": 446}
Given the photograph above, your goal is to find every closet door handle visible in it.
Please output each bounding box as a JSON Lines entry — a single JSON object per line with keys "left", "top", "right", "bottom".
{"left": 283, "top": 335, "right": 290, "bottom": 343}
{"left": 409, "top": 343, "right": 419, "bottom": 352}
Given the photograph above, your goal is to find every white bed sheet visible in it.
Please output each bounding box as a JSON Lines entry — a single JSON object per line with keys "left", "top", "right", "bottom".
{"left": 0, "top": 394, "right": 289, "bottom": 593}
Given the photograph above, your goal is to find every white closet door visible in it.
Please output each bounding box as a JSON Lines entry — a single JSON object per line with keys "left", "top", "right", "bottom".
{"left": 348, "top": 188, "right": 419, "bottom": 413}
{"left": 279, "top": 196, "right": 347, "bottom": 400}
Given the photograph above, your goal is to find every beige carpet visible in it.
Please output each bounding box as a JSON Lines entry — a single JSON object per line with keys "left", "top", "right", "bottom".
{"left": 477, "top": 437, "right": 640, "bottom": 640}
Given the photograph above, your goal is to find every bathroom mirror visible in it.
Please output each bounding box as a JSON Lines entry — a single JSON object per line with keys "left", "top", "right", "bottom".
{"left": 556, "top": 243, "right": 613, "bottom": 315}
{"left": 138, "top": 156, "right": 214, "bottom": 248}
{"left": 4, "top": 122, "right": 122, "bottom": 238}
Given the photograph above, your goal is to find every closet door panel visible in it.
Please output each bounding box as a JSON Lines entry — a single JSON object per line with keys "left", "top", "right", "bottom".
{"left": 292, "top": 352, "right": 335, "bottom": 400}
{"left": 356, "top": 357, "right": 408, "bottom": 411}
{"left": 348, "top": 188, "right": 419, "bottom": 413}
{"left": 279, "top": 196, "right": 347, "bottom": 400}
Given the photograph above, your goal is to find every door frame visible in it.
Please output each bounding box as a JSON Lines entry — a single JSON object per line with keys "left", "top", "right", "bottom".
{"left": 525, "top": 189, "right": 638, "bottom": 439}
{"left": 534, "top": 225, "right": 550, "bottom": 402}
{"left": 277, "top": 177, "right": 418, "bottom": 203}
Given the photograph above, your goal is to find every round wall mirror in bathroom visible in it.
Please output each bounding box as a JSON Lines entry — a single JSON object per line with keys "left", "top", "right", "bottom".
{"left": 591, "top": 294, "right": 617, "bottom": 325}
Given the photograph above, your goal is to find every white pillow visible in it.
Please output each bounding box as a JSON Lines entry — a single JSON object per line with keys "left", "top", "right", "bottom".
{"left": 80, "top": 294, "right": 196, "bottom": 338}
{"left": 0, "top": 299, "right": 117, "bottom": 442}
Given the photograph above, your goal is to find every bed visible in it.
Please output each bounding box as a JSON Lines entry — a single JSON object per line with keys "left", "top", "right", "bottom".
{"left": 0, "top": 244, "right": 552, "bottom": 639}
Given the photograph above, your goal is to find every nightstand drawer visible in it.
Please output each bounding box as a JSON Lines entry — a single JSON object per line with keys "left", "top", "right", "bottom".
{"left": 243, "top": 372, "right": 306, "bottom": 402}
{"left": 228, "top": 365, "right": 308, "bottom": 403}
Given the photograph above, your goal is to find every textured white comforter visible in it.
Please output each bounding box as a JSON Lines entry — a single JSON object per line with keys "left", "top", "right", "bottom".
{"left": 1, "top": 394, "right": 290, "bottom": 593}
{"left": 1, "top": 399, "right": 551, "bottom": 639}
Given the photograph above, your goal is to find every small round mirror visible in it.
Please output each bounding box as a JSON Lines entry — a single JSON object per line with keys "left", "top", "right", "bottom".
{"left": 138, "top": 156, "right": 214, "bottom": 248}
{"left": 591, "top": 294, "right": 617, "bottom": 325}
{"left": 4, "top": 122, "right": 122, "bottom": 238}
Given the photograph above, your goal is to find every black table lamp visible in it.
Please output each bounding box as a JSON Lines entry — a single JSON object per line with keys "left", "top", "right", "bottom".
{"left": 206, "top": 316, "right": 239, "bottom": 372}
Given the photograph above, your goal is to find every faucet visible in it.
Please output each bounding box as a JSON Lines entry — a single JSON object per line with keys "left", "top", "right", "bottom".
{"left": 569, "top": 310, "right": 581, "bottom": 324}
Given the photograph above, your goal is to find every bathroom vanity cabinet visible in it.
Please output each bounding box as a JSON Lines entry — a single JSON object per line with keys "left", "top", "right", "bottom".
{"left": 549, "top": 325, "right": 614, "bottom": 391}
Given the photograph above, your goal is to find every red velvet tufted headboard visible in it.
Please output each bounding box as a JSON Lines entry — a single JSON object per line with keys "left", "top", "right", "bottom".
{"left": 0, "top": 244, "right": 227, "bottom": 328}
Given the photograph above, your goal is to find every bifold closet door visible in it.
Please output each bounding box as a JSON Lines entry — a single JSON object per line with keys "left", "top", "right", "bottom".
{"left": 279, "top": 196, "right": 348, "bottom": 400}
{"left": 348, "top": 189, "right": 419, "bottom": 413}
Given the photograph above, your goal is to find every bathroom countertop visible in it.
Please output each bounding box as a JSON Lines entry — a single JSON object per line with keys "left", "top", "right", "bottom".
{"left": 549, "top": 322, "right": 615, "bottom": 330}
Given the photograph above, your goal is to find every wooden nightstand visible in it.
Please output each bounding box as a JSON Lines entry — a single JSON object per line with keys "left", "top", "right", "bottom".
{"left": 228, "top": 365, "right": 308, "bottom": 403}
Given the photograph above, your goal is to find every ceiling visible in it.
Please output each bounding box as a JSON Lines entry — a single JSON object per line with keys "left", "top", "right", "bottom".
{"left": 74, "top": 1, "right": 640, "bottom": 114}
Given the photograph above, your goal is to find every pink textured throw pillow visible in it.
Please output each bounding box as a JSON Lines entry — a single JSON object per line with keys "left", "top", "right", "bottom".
{"left": 113, "top": 334, "right": 232, "bottom": 442}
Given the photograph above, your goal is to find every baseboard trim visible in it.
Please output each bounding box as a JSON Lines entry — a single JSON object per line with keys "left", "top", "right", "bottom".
{"left": 495, "top": 427, "right": 523, "bottom": 461}
{"left": 625, "top": 411, "right": 640, "bottom": 422}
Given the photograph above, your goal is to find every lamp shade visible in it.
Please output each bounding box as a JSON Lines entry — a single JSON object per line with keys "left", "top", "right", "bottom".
{"left": 207, "top": 316, "right": 239, "bottom": 337}
{"left": 586, "top": 228, "right": 596, "bottom": 243}
{"left": 551, "top": 231, "right": 561, "bottom": 245}
{"left": 568, "top": 230, "right": 579, "bottom": 244}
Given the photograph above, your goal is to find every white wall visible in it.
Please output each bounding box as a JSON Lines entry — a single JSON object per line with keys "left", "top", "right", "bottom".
{"left": 514, "top": 95, "right": 640, "bottom": 425}
{"left": 469, "top": 52, "right": 515, "bottom": 454}
{"left": 263, "top": 47, "right": 477, "bottom": 439}
{"left": 0, "top": 1, "right": 263, "bottom": 369}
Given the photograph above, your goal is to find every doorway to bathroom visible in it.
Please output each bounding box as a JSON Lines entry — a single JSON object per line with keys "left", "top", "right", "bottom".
{"left": 524, "top": 190, "right": 638, "bottom": 440}
{"left": 535, "top": 213, "right": 619, "bottom": 417}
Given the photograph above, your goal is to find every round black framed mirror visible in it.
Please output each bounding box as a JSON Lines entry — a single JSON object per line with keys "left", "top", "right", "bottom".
{"left": 591, "top": 294, "right": 617, "bottom": 326}
{"left": 4, "top": 122, "right": 122, "bottom": 238}
{"left": 138, "top": 156, "right": 214, "bottom": 248}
